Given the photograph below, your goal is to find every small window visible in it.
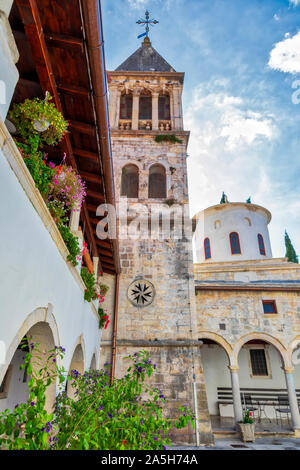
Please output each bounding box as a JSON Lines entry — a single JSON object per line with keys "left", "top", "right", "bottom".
{"left": 139, "top": 95, "right": 152, "bottom": 120}
{"left": 148, "top": 164, "right": 166, "bottom": 198}
{"left": 262, "top": 300, "right": 277, "bottom": 314}
{"left": 121, "top": 164, "right": 139, "bottom": 198}
{"left": 204, "top": 238, "right": 211, "bottom": 259}
{"left": 158, "top": 95, "right": 170, "bottom": 120}
{"left": 229, "top": 232, "right": 241, "bottom": 254}
{"left": 258, "top": 234, "right": 266, "bottom": 256}
{"left": 250, "top": 349, "right": 269, "bottom": 376}
{"left": 120, "top": 93, "right": 132, "bottom": 120}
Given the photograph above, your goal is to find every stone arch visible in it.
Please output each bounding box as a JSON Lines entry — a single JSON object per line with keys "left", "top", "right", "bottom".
{"left": 148, "top": 163, "right": 166, "bottom": 199}
{"left": 197, "top": 331, "right": 233, "bottom": 362}
{"left": 90, "top": 353, "right": 96, "bottom": 371}
{"left": 289, "top": 335, "right": 300, "bottom": 353}
{"left": 121, "top": 163, "right": 139, "bottom": 198}
{"left": 0, "top": 306, "right": 59, "bottom": 412}
{"left": 232, "top": 332, "right": 289, "bottom": 367}
{"left": 67, "top": 338, "right": 85, "bottom": 399}
{"left": 289, "top": 335, "right": 300, "bottom": 368}
{"left": 0, "top": 305, "right": 59, "bottom": 385}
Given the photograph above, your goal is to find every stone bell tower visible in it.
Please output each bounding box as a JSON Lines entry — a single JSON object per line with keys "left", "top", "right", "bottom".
{"left": 104, "top": 32, "right": 213, "bottom": 445}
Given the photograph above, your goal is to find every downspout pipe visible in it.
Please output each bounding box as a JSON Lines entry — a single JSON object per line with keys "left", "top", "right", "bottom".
{"left": 80, "top": 0, "right": 120, "bottom": 275}
{"left": 110, "top": 272, "right": 120, "bottom": 384}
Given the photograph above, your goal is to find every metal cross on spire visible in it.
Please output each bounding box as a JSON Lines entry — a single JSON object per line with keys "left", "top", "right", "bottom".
{"left": 136, "top": 10, "right": 159, "bottom": 39}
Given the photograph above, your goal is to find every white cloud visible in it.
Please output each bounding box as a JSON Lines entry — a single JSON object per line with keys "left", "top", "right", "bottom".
{"left": 268, "top": 31, "right": 300, "bottom": 74}
{"left": 184, "top": 83, "right": 276, "bottom": 152}
{"left": 184, "top": 82, "right": 278, "bottom": 239}
{"left": 290, "top": 0, "right": 300, "bottom": 6}
{"left": 128, "top": 0, "right": 147, "bottom": 9}
{"left": 273, "top": 14, "right": 280, "bottom": 21}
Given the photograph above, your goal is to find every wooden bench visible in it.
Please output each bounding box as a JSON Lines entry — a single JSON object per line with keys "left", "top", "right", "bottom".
{"left": 217, "top": 387, "right": 300, "bottom": 420}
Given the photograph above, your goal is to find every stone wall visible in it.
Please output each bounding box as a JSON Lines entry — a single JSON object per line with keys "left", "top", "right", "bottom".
{"left": 103, "top": 130, "right": 214, "bottom": 445}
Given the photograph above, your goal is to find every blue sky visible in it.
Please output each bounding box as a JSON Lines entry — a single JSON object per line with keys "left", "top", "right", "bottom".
{"left": 101, "top": 0, "right": 300, "bottom": 258}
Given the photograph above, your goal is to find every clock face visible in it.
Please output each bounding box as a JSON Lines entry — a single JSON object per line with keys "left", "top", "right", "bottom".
{"left": 127, "top": 279, "right": 155, "bottom": 308}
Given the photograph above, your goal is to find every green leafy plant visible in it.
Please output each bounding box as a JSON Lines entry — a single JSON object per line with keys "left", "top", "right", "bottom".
{"left": 241, "top": 410, "right": 254, "bottom": 424}
{"left": 0, "top": 341, "right": 66, "bottom": 450}
{"left": 9, "top": 92, "right": 68, "bottom": 150}
{"left": 98, "top": 307, "right": 109, "bottom": 329}
{"left": 0, "top": 348, "right": 194, "bottom": 450}
{"left": 99, "top": 283, "right": 109, "bottom": 296}
{"left": 53, "top": 350, "right": 194, "bottom": 450}
{"left": 81, "top": 267, "right": 98, "bottom": 302}
{"left": 155, "top": 134, "right": 182, "bottom": 144}
{"left": 285, "top": 230, "right": 299, "bottom": 263}
{"left": 47, "top": 200, "right": 67, "bottom": 226}
{"left": 57, "top": 222, "right": 81, "bottom": 267}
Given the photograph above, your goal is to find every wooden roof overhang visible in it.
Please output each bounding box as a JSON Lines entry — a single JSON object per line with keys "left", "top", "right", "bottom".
{"left": 9, "top": 0, "right": 120, "bottom": 275}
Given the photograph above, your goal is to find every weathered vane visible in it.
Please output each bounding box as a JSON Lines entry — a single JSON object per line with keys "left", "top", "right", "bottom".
{"left": 136, "top": 10, "right": 159, "bottom": 39}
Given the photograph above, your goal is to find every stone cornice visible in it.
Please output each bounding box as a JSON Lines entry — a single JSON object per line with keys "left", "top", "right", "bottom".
{"left": 194, "top": 258, "right": 300, "bottom": 273}
{"left": 195, "top": 284, "right": 300, "bottom": 292}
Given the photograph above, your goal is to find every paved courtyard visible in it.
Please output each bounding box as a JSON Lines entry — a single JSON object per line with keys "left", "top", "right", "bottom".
{"left": 173, "top": 437, "right": 300, "bottom": 450}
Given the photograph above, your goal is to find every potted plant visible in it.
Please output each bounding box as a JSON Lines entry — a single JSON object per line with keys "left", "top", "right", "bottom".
{"left": 9, "top": 91, "right": 68, "bottom": 150}
{"left": 239, "top": 410, "right": 255, "bottom": 442}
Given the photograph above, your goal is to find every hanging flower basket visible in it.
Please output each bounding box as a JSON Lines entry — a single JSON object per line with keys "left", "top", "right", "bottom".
{"left": 9, "top": 91, "right": 68, "bottom": 148}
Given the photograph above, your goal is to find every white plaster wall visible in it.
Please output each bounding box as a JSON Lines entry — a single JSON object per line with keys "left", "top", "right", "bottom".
{"left": 0, "top": 349, "right": 29, "bottom": 412}
{"left": 201, "top": 345, "right": 300, "bottom": 416}
{"left": 0, "top": 3, "right": 19, "bottom": 121}
{"left": 194, "top": 203, "right": 272, "bottom": 263}
{"left": 0, "top": 147, "right": 102, "bottom": 388}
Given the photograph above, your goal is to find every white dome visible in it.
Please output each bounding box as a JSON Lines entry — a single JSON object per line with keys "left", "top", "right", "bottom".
{"left": 193, "top": 202, "right": 272, "bottom": 263}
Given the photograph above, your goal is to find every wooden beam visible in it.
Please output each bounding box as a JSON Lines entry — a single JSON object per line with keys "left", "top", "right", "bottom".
{"left": 87, "top": 190, "right": 105, "bottom": 202}
{"left": 95, "top": 239, "right": 112, "bottom": 249}
{"left": 97, "top": 248, "right": 114, "bottom": 258}
{"left": 44, "top": 33, "right": 84, "bottom": 52}
{"left": 79, "top": 170, "right": 102, "bottom": 185}
{"left": 73, "top": 148, "right": 99, "bottom": 163}
{"left": 69, "top": 120, "right": 95, "bottom": 136}
{"left": 57, "top": 84, "right": 91, "bottom": 97}
{"left": 99, "top": 256, "right": 114, "bottom": 266}
{"left": 16, "top": 0, "right": 99, "bottom": 260}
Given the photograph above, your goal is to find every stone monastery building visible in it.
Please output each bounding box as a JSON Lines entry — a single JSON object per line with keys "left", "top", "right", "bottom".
{"left": 0, "top": 1, "right": 299, "bottom": 446}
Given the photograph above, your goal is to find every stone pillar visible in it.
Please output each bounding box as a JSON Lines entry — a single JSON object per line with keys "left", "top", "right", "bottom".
{"left": 108, "top": 87, "right": 121, "bottom": 129}
{"left": 152, "top": 91, "right": 159, "bottom": 131}
{"left": 284, "top": 367, "right": 300, "bottom": 430}
{"left": 228, "top": 365, "right": 243, "bottom": 425}
{"left": 115, "top": 90, "right": 121, "bottom": 129}
{"left": 69, "top": 204, "right": 81, "bottom": 232}
{"left": 172, "top": 86, "right": 183, "bottom": 130}
{"left": 132, "top": 89, "right": 140, "bottom": 130}
{"left": 93, "top": 256, "right": 99, "bottom": 276}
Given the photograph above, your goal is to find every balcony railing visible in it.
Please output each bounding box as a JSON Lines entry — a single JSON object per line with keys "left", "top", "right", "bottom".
{"left": 138, "top": 120, "right": 152, "bottom": 130}
{"left": 119, "top": 119, "right": 132, "bottom": 130}
{"left": 159, "top": 120, "right": 172, "bottom": 131}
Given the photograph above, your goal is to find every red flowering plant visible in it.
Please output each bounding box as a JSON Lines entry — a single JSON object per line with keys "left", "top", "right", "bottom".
{"left": 98, "top": 307, "right": 110, "bottom": 329}
{"left": 47, "top": 155, "right": 86, "bottom": 216}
